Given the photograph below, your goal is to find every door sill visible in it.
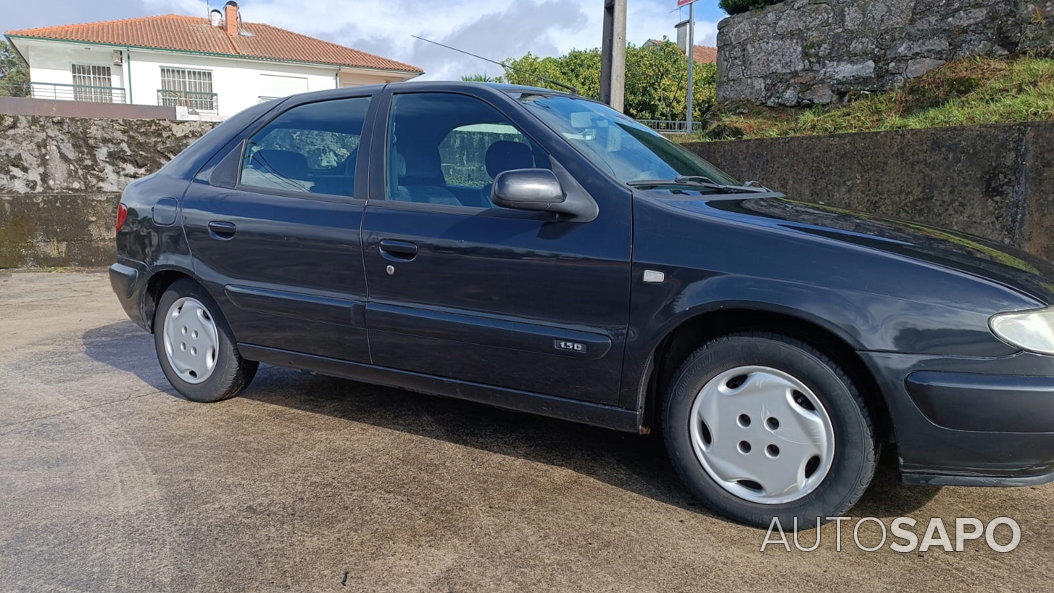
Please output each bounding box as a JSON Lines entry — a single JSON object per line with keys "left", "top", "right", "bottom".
{"left": 238, "top": 343, "right": 640, "bottom": 433}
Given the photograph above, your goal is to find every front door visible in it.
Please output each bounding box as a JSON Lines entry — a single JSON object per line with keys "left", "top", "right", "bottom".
{"left": 182, "top": 94, "right": 374, "bottom": 362}
{"left": 361, "top": 89, "right": 632, "bottom": 404}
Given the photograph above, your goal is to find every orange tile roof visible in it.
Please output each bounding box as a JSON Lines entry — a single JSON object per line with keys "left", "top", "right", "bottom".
{"left": 692, "top": 45, "right": 717, "bottom": 64}
{"left": 6, "top": 14, "right": 422, "bottom": 73}
{"left": 644, "top": 39, "right": 718, "bottom": 64}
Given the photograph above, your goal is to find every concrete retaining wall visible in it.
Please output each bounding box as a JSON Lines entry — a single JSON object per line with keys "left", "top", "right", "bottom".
{"left": 0, "top": 115, "right": 1051, "bottom": 267}
{"left": 0, "top": 192, "right": 122, "bottom": 268}
{"left": 684, "top": 121, "right": 1053, "bottom": 262}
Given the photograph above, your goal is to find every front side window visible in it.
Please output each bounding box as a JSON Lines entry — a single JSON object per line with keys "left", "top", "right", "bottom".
{"left": 160, "top": 67, "right": 216, "bottom": 111}
{"left": 515, "top": 93, "right": 737, "bottom": 186}
{"left": 239, "top": 97, "right": 370, "bottom": 197}
{"left": 71, "top": 64, "right": 113, "bottom": 102}
{"left": 386, "top": 93, "right": 547, "bottom": 208}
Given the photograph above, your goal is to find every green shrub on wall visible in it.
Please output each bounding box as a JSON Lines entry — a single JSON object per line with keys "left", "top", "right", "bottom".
{"left": 719, "top": 0, "right": 784, "bottom": 15}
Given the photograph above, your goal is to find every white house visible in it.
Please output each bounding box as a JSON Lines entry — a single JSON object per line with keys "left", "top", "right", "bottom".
{"left": 5, "top": 2, "right": 422, "bottom": 120}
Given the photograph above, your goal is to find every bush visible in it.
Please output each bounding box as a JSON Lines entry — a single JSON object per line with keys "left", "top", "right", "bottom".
{"left": 719, "top": 0, "right": 784, "bottom": 15}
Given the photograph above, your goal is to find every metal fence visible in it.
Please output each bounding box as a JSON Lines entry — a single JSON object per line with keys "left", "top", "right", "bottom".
{"left": 157, "top": 89, "right": 218, "bottom": 113}
{"left": 639, "top": 119, "right": 703, "bottom": 134}
{"left": 0, "top": 82, "right": 127, "bottom": 103}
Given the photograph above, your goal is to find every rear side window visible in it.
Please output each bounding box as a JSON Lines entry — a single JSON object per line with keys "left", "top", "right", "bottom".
{"left": 240, "top": 97, "right": 369, "bottom": 197}
{"left": 385, "top": 93, "right": 547, "bottom": 208}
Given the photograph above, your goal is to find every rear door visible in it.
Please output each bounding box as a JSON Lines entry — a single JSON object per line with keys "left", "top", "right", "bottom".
{"left": 182, "top": 93, "right": 375, "bottom": 362}
{"left": 360, "top": 88, "right": 633, "bottom": 405}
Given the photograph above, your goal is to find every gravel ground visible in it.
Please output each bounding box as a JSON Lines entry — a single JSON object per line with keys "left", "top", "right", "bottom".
{"left": 1, "top": 270, "right": 1051, "bottom": 592}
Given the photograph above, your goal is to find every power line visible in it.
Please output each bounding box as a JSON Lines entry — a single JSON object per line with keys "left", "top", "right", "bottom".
{"left": 409, "top": 35, "right": 579, "bottom": 95}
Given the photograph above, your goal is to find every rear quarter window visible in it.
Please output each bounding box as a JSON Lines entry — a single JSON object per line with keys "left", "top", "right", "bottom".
{"left": 163, "top": 99, "right": 279, "bottom": 179}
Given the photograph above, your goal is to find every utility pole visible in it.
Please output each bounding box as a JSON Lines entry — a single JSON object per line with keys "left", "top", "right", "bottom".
{"left": 600, "top": 0, "right": 626, "bottom": 111}
{"left": 684, "top": 0, "right": 695, "bottom": 132}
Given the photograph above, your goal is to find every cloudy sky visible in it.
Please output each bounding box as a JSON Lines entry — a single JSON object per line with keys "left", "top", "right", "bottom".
{"left": 3, "top": 0, "right": 726, "bottom": 79}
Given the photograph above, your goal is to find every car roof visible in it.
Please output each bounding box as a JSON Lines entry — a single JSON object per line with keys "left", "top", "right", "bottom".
{"left": 274, "top": 80, "right": 578, "bottom": 105}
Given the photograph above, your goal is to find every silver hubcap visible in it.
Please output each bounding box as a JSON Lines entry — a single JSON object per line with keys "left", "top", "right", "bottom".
{"left": 162, "top": 297, "right": 219, "bottom": 384}
{"left": 689, "top": 366, "right": 835, "bottom": 504}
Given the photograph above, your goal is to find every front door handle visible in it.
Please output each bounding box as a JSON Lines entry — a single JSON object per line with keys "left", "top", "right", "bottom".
{"left": 378, "top": 239, "right": 418, "bottom": 261}
{"left": 208, "top": 220, "right": 237, "bottom": 240}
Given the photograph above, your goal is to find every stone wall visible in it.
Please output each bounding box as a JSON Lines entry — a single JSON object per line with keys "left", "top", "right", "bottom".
{"left": 684, "top": 121, "right": 1053, "bottom": 262}
{"left": 0, "top": 115, "right": 214, "bottom": 267}
{"left": 716, "top": 0, "right": 1054, "bottom": 106}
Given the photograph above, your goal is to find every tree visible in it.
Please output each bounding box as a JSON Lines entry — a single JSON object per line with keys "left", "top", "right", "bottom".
{"left": 461, "top": 73, "right": 503, "bottom": 82}
{"left": 501, "top": 49, "right": 602, "bottom": 100}
{"left": 501, "top": 39, "right": 716, "bottom": 123}
{"left": 625, "top": 40, "right": 716, "bottom": 123}
{"left": 0, "top": 39, "right": 29, "bottom": 97}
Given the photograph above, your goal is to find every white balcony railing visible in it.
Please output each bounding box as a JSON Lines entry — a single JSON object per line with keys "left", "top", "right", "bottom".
{"left": 157, "top": 89, "right": 218, "bottom": 114}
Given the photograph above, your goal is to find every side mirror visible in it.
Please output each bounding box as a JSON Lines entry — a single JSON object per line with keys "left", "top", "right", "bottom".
{"left": 491, "top": 168, "right": 565, "bottom": 212}
{"left": 491, "top": 168, "right": 595, "bottom": 220}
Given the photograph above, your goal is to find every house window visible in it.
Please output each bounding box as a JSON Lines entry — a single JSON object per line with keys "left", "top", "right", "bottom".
{"left": 160, "top": 67, "right": 216, "bottom": 111}
{"left": 71, "top": 64, "right": 113, "bottom": 102}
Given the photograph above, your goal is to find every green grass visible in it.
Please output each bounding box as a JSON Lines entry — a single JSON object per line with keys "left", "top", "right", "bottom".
{"left": 683, "top": 56, "right": 1054, "bottom": 142}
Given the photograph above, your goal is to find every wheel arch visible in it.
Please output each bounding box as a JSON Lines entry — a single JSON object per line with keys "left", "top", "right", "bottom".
{"left": 638, "top": 305, "right": 893, "bottom": 444}
{"left": 140, "top": 266, "right": 205, "bottom": 332}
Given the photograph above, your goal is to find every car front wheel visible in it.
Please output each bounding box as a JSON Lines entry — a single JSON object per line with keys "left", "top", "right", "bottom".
{"left": 663, "top": 332, "right": 878, "bottom": 527}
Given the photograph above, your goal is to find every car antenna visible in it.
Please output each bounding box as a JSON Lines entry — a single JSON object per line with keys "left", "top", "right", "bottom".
{"left": 410, "top": 34, "right": 580, "bottom": 95}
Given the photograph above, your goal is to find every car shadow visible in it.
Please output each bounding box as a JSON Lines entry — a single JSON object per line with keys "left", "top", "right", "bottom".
{"left": 851, "top": 454, "right": 942, "bottom": 518}
{"left": 83, "top": 320, "right": 941, "bottom": 521}
{"left": 81, "top": 320, "right": 171, "bottom": 389}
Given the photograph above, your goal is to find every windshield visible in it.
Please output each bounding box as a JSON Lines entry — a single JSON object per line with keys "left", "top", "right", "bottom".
{"left": 514, "top": 93, "right": 738, "bottom": 186}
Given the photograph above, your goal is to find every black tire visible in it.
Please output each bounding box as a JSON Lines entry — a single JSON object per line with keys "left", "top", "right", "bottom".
{"left": 663, "top": 332, "right": 877, "bottom": 528}
{"left": 153, "top": 278, "right": 258, "bottom": 403}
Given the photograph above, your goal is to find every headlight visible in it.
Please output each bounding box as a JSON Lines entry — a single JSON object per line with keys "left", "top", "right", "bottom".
{"left": 989, "top": 306, "right": 1054, "bottom": 355}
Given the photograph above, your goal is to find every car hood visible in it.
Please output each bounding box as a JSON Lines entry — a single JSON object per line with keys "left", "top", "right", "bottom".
{"left": 647, "top": 192, "right": 1054, "bottom": 305}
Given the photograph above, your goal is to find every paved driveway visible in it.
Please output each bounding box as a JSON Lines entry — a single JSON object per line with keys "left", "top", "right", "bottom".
{"left": 1, "top": 271, "right": 1051, "bottom": 592}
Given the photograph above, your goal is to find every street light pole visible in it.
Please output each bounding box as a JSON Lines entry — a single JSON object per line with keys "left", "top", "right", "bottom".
{"left": 600, "top": 0, "right": 626, "bottom": 111}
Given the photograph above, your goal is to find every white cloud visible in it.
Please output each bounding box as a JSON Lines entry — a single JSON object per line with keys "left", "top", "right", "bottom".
{"left": 146, "top": 0, "right": 719, "bottom": 80}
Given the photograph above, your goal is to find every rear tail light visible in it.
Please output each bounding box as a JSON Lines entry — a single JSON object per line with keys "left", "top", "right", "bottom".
{"left": 116, "top": 203, "right": 128, "bottom": 233}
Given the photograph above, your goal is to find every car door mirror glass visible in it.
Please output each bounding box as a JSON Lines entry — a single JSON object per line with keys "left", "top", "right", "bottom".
{"left": 491, "top": 168, "right": 565, "bottom": 212}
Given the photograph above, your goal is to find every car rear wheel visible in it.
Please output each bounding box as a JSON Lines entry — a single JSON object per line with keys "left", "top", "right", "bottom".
{"left": 154, "top": 278, "right": 257, "bottom": 403}
{"left": 663, "top": 332, "right": 877, "bottom": 527}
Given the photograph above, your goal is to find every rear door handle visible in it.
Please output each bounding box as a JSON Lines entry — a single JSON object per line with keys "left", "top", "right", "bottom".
{"left": 208, "top": 220, "right": 237, "bottom": 239}
{"left": 378, "top": 239, "right": 418, "bottom": 261}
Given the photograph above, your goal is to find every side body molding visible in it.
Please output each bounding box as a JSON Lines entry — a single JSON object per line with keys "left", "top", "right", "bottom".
{"left": 225, "top": 285, "right": 366, "bottom": 327}
{"left": 366, "top": 302, "right": 612, "bottom": 360}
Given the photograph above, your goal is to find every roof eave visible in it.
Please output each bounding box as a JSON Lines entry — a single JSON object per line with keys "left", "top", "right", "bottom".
{"left": 338, "top": 65, "right": 423, "bottom": 78}
{"left": 6, "top": 33, "right": 423, "bottom": 75}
